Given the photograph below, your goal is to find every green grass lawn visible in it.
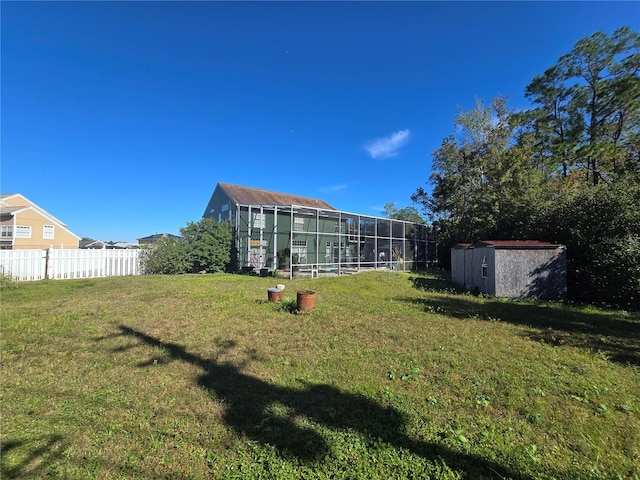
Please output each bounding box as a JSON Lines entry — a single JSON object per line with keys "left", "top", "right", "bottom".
{"left": 1, "top": 271, "right": 639, "bottom": 479}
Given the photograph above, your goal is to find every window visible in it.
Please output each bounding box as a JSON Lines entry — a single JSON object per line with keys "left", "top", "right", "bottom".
{"left": 292, "top": 240, "right": 307, "bottom": 264}
{"left": 43, "top": 225, "right": 55, "bottom": 239}
{"left": 252, "top": 213, "right": 265, "bottom": 229}
{"left": 294, "top": 217, "right": 305, "bottom": 230}
{"left": 15, "top": 225, "right": 31, "bottom": 239}
{"left": 1, "top": 226, "right": 12, "bottom": 238}
{"left": 481, "top": 256, "right": 488, "bottom": 278}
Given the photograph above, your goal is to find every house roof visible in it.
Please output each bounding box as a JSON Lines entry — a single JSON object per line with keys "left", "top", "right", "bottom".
{"left": 137, "top": 233, "right": 181, "bottom": 242}
{"left": 476, "top": 240, "right": 561, "bottom": 249}
{"left": 110, "top": 242, "right": 140, "bottom": 249}
{"left": 0, "top": 193, "right": 71, "bottom": 229}
{"left": 453, "top": 240, "right": 562, "bottom": 250}
{"left": 218, "top": 183, "right": 336, "bottom": 210}
{"left": 80, "top": 240, "right": 107, "bottom": 248}
{"left": 0, "top": 206, "right": 27, "bottom": 216}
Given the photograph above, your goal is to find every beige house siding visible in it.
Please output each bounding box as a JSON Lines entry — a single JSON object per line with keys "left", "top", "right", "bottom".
{"left": 0, "top": 194, "right": 80, "bottom": 249}
{"left": 1, "top": 194, "right": 34, "bottom": 209}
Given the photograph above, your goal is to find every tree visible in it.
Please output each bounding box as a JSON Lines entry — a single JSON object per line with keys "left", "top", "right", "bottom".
{"left": 180, "top": 218, "right": 232, "bottom": 273}
{"left": 381, "top": 202, "right": 425, "bottom": 223}
{"left": 525, "top": 26, "right": 640, "bottom": 185}
{"left": 523, "top": 64, "right": 583, "bottom": 178}
{"left": 531, "top": 180, "right": 640, "bottom": 309}
{"left": 412, "top": 28, "right": 640, "bottom": 307}
{"left": 412, "top": 97, "right": 544, "bottom": 251}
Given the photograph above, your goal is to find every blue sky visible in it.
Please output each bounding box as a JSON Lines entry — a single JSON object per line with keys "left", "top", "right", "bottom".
{"left": 2, "top": 2, "right": 638, "bottom": 242}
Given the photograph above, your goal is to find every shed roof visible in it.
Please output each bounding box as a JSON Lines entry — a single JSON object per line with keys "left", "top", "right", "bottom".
{"left": 476, "top": 240, "right": 562, "bottom": 249}
{"left": 218, "top": 183, "right": 336, "bottom": 210}
{"left": 452, "top": 240, "right": 563, "bottom": 250}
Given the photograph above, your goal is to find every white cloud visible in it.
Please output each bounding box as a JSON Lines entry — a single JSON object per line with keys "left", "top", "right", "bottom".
{"left": 364, "top": 129, "right": 410, "bottom": 160}
{"left": 320, "top": 183, "right": 348, "bottom": 193}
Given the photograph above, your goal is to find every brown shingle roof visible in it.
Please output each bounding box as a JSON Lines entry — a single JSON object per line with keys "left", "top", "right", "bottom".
{"left": 475, "top": 240, "right": 562, "bottom": 249}
{"left": 219, "top": 183, "right": 336, "bottom": 210}
{"left": 453, "top": 240, "right": 563, "bottom": 249}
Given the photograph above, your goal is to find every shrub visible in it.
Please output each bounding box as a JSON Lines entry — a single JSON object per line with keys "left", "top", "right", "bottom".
{"left": 140, "top": 238, "right": 189, "bottom": 275}
{"left": 141, "top": 219, "right": 233, "bottom": 275}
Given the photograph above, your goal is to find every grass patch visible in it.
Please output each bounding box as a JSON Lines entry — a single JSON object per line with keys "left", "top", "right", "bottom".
{"left": 0, "top": 272, "right": 18, "bottom": 290}
{"left": 2, "top": 272, "right": 639, "bottom": 479}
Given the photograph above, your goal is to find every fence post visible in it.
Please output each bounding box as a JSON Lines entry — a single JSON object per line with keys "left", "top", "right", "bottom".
{"left": 103, "top": 245, "right": 107, "bottom": 277}
{"left": 45, "top": 246, "right": 53, "bottom": 280}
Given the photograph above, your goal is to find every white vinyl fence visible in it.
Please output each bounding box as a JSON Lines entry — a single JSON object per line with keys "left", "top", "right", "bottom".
{"left": 0, "top": 248, "right": 142, "bottom": 281}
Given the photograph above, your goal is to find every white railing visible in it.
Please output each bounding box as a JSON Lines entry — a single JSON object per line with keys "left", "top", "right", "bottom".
{"left": 0, "top": 248, "right": 142, "bottom": 281}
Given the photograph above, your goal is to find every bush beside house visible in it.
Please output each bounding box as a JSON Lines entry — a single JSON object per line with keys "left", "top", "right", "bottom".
{"left": 141, "top": 219, "right": 232, "bottom": 275}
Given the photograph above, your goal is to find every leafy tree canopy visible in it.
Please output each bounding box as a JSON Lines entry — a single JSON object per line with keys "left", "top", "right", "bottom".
{"left": 382, "top": 202, "right": 425, "bottom": 223}
{"left": 141, "top": 218, "right": 232, "bottom": 275}
{"left": 413, "top": 26, "right": 640, "bottom": 309}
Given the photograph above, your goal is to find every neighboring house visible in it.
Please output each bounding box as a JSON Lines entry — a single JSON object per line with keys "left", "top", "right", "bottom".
{"left": 203, "top": 182, "right": 431, "bottom": 277}
{"left": 80, "top": 240, "right": 139, "bottom": 249}
{"left": 451, "top": 240, "right": 567, "bottom": 300}
{"left": 137, "top": 233, "right": 181, "bottom": 247}
{"left": 0, "top": 193, "right": 80, "bottom": 250}
{"left": 109, "top": 242, "right": 139, "bottom": 249}
{"left": 80, "top": 239, "right": 107, "bottom": 249}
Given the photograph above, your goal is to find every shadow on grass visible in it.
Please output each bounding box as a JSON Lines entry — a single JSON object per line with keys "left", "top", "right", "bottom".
{"left": 409, "top": 273, "right": 466, "bottom": 293}
{"left": 0, "top": 434, "right": 66, "bottom": 479}
{"left": 114, "top": 325, "right": 529, "bottom": 479}
{"left": 406, "top": 275, "right": 640, "bottom": 366}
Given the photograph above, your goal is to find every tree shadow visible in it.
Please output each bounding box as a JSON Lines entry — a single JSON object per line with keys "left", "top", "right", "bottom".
{"left": 114, "top": 325, "right": 530, "bottom": 479}
{"left": 522, "top": 254, "right": 567, "bottom": 300}
{"left": 0, "top": 434, "right": 66, "bottom": 479}
{"left": 402, "top": 278, "right": 640, "bottom": 366}
{"left": 409, "top": 272, "right": 465, "bottom": 293}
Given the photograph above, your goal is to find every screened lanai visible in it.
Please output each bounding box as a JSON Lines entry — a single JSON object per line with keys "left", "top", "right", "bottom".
{"left": 234, "top": 203, "right": 430, "bottom": 278}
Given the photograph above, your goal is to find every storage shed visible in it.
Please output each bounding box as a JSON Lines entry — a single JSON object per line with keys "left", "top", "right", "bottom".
{"left": 451, "top": 240, "right": 566, "bottom": 300}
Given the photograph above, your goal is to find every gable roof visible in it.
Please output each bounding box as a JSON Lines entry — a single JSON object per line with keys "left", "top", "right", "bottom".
{"left": 137, "top": 233, "right": 181, "bottom": 242}
{"left": 80, "top": 239, "right": 107, "bottom": 248}
{"left": 0, "top": 196, "right": 81, "bottom": 241}
{"left": 0, "top": 193, "right": 70, "bottom": 228}
{"left": 218, "top": 183, "right": 336, "bottom": 210}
